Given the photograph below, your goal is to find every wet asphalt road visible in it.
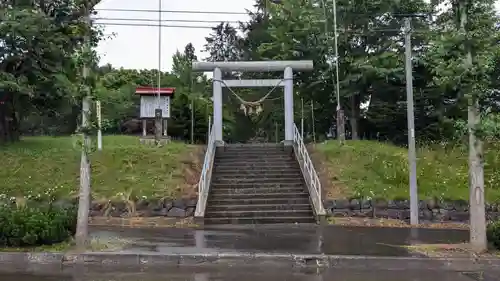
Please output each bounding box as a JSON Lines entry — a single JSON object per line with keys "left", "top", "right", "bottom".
{"left": 1, "top": 267, "right": 497, "bottom": 281}
{"left": 90, "top": 224, "right": 469, "bottom": 256}
{"left": 0, "top": 225, "right": 481, "bottom": 280}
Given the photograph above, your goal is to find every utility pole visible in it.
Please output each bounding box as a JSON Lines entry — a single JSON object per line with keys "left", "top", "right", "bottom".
{"left": 404, "top": 17, "right": 419, "bottom": 226}
{"left": 75, "top": 6, "right": 92, "bottom": 251}
{"left": 332, "top": 0, "right": 345, "bottom": 144}
{"left": 155, "top": 0, "right": 163, "bottom": 145}
{"left": 459, "top": 0, "right": 486, "bottom": 252}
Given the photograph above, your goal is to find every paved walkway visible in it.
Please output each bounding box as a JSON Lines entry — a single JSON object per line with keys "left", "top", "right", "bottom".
{"left": 90, "top": 224, "right": 469, "bottom": 256}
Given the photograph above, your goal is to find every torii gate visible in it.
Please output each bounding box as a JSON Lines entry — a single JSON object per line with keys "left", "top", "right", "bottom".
{"left": 191, "top": 60, "right": 314, "bottom": 145}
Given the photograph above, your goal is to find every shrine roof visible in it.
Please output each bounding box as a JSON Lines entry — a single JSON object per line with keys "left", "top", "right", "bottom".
{"left": 135, "top": 86, "right": 175, "bottom": 96}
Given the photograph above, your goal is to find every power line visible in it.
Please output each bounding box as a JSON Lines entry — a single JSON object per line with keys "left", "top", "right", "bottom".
{"left": 93, "top": 21, "right": 423, "bottom": 33}
{"left": 93, "top": 22, "right": 235, "bottom": 29}
{"left": 0, "top": 19, "right": 428, "bottom": 33}
{"left": 92, "top": 17, "right": 240, "bottom": 24}
{"left": 93, "top": 8, "right": 434, "bottom": 17}
{"left": 94, "top": 8, "right": 248, "bottom": 15}
{"left": 0, "top": 18, "right": 431, "bottom": 34}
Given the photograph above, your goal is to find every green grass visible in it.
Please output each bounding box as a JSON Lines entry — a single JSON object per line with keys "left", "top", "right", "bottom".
{"left": 0, "top": 236, "right": 131, "bottom": 252}
{"left": 316, "top": 140, "right": 500, "bottom": 202}
{"left": 0, "top": 240, "right": 74, "bottom": 252}
{"left": 0, "top": 136, "right": 199, "bottom": 201}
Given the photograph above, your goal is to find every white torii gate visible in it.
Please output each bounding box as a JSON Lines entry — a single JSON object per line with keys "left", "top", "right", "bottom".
{"left": 191, "top": 60, "right": 314, "bottom": 145}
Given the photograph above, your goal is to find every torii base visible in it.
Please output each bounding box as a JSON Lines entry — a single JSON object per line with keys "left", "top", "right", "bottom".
{"left": 139, "top": 136, "right": 171, "bottom": 146}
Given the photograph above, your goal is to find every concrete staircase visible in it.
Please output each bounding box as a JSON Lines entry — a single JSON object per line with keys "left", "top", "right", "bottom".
{"left": 205, "top": 144, "right": 315, "bottom": 224}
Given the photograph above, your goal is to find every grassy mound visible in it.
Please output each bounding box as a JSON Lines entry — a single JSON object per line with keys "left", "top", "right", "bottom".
{"left": 0, "top": 136, "right": 202, "bottom": 201}
{"left": 314, "top": 140, "right": 500, "bottom": 201}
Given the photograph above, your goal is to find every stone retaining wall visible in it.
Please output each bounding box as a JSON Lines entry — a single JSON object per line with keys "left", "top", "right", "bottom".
{"left": 56, "top": 197, "right": 500, "bottom": 222}
{"left": 89, "top": 198, "right": 197, "bottom": 218}
{"left": 323, "top": 199, "right": 500, "bottom": 222}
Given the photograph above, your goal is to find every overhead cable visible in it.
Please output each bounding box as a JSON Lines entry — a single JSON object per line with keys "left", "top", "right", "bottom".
{"left": 94, "top": 8, "right": 248, "bottom": 15}
{"left": 92, "top": 17, "right": 240, "bottom": 24}
{"left": 92, "top": 22, "right": 431, "bottom": 34}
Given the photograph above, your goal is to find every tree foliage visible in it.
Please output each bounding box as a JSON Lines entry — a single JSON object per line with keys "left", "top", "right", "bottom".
{"left": 0, "top": 0, "right": 102, "bottom": 141}
{"left": 1, "top": 0, "right": 499, "bottom": 145}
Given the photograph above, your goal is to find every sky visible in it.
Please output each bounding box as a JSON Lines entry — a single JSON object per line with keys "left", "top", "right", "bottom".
{"left": 95, "top": 0, "right": 500, "bottom": 72}
{"left": 94, "top": 0, "right": 255, "bottom": 72}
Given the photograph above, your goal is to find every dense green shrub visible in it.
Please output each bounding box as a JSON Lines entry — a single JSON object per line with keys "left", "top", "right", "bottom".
{"left": 487, "top": 220, "right": 500, "bottom": 250}
{"left": 0, "top": 204, "right": 77, "bottom": 247}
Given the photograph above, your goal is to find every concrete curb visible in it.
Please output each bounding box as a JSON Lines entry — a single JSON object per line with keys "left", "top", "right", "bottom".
{"left": 0, "top": 251, "right": 499, "bottom": 273}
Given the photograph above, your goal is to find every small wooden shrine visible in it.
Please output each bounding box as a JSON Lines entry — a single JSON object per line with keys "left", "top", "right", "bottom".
{"left": 136, "top": 86, "right": 175, "bottom": 144}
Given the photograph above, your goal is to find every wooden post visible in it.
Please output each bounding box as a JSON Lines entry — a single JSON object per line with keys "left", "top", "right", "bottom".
{"left": 142, "top": 119, "right": 147, "bottom": 137}
{"left": 191, "top": 99, "right": 194, "bottom": 144}
{"left": 163, "top": 118, "right": 168, "bottom": 136}
{"left": 155, "top": 109, "right": 162, "bottom": 145}
{"left": 275, "top": 122, "right": 278, "bottom": 143}
{"left": 96, "top": 100, "right": 102, "bottom": 151}
{"left": 311, "top": 101, "right": 316, "bottom": 143}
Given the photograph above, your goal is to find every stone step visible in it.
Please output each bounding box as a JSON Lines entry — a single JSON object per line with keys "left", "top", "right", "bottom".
{"left": 216, "top": 155, "right": 294, "bottom": 159}
{"left": 204, "top": 216, "right": 316, "bottom": 224}
{"left": 211, "top": 177, "right": 303, "bottom": 184}
{"left": 205, "top": 209, "right": 314, "bottom": 218}
{"left": 212, "top": 168, "right": 302, "bottom": 174}
{"left": 214, "top": 160, "right": 298, "bottom": 166}
{"left": 209, "top": 197, "right": 311, "bottom": 206}
{"left": 221, "top": 145, "right": 287, "bottom": 150}
{"left": 214, "top": 164, "right": 299, "bottom": 170}
{"left": 211, "top": 182, "right": 304, "bottom": 189}
{"left": 217, "top": 150, "right": 290, "bottom": 154}
{"left": 216, "top": 154, "right": 294, "bottom": 159}
{"left": 212, "top": 173, "right": 302, "bottom": 180}
{"left": 217, "top": 149, "right": 290, "bottom": 154}
{"left": 216, "top": 159, "right": 295, "bottom": 164}
{"left": 209, "top": 192, "right": 309, "bottom": 200}
{"left": 211, "top": 186, "right": 306, "bottom": 195}
{"left": 206, "top": 203, "right": 312, "bottom": 212}
{"left": 224, "top": 143, "right": 284, "bottom": 147}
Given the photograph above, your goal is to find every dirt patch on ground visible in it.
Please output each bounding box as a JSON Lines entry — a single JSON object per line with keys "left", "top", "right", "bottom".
{"left": 329, "top": 217, "right": 469, "bottom": 230}
{"left": 178, "top": 145, "right": 205, "bottom": 199}
{"left": 308, "top": 144, "right": 351, "bottom": 199}
{"left": 403, "top": 243, "right": 500, "bottom": 258}
{"left": 89, "top": 216, "right": 198, "bottom": 228}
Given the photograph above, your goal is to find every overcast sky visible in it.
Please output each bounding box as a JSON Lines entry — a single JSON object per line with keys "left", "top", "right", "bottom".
{"left": 94, "top": 0, "right": 500, "bottom": 72}
{"left": 94, "top": 0, "right": 254, "bottom": 72}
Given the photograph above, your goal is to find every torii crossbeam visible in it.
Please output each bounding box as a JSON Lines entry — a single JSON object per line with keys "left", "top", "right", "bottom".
{"left": 191, "top": 60, "right": 314, "bottom": 145}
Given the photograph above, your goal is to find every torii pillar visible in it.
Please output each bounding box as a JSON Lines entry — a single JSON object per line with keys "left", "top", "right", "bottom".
{"left": 191, "top": 61, "right": 314, "bottom": 145}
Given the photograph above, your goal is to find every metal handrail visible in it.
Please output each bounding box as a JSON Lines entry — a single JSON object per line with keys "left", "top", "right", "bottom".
{"left": 292, "top": 123, "right": 326, "bottom": 215}
{"left": 194, "top": 124, "right": 216, "bottom": 217}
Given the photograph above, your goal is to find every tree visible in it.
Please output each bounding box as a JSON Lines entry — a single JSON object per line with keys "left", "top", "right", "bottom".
{"left": 204, "top": 22, "right": 242, "bottom": 63}
{"left": 427, "top": 0, "right": 499, "bottom": 251}
{"left": 0, "top": 0, "right": 103, "bottom": 143}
